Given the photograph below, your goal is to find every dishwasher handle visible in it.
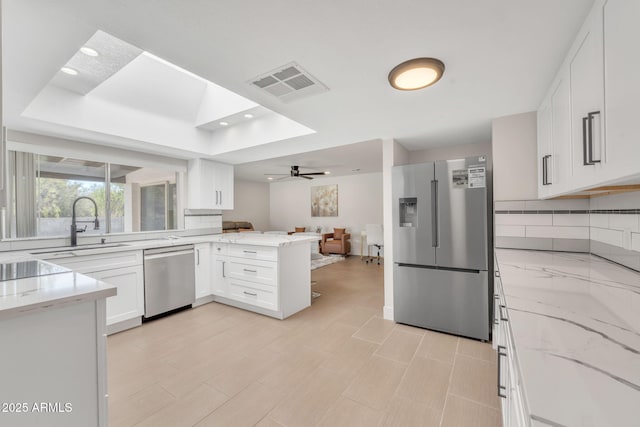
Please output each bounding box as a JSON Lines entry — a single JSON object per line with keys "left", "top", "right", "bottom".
{"left": 144, "top": 249, "right": 194, "bottom": 261}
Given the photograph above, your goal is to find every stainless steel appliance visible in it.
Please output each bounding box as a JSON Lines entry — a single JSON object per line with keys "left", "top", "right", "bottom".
{"left": 143, "top": 244, "right": 195, "bottom": 318}
{"left": 392, "top": 156, "right": 492, "bottom": 340}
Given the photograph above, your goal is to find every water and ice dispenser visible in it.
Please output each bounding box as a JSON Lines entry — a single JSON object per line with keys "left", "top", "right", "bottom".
{"left": 399, "top": 197, "right": 417, "bottom": 227}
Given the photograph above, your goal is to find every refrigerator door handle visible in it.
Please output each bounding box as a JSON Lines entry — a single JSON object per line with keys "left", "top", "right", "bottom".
{"left": 431, "top": 179, "right": 438, "bottom": 247}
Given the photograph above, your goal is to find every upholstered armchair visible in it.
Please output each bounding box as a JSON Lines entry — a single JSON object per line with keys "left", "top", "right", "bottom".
{"left": 321, "top": 228, "right": 351, "bottom": 255}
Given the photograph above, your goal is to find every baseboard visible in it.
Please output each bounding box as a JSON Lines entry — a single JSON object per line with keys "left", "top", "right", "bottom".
{"left": 107, "top": 316, "right": 142, "bottom": 335}
{"left": 383, "top": 305, "right": 394, "bottom": 321}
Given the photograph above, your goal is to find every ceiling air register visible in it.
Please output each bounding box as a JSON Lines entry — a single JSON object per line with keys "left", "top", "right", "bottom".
{"left": 249, "top": 62, "right": 329, "bottom": 103}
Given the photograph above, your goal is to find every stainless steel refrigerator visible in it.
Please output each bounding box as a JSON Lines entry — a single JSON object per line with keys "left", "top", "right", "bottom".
{"left": 392, "top": 156, "right": 492, "bottom": 341}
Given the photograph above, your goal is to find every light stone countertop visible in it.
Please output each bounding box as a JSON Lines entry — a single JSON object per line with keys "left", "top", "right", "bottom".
{"left": 0, "top": 232, "right": 317, "bottom": 320}
{"left": 495, "top": 249, "right": 640, "bottom": 427}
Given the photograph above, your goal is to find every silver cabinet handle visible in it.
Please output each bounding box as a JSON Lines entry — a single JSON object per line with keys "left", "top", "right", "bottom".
{"left": 243, "top": 250, "right": 257, "bottom": 254}
{"left": 222, "top": 261, "right": 226, "bottom": 278}
{"left": 430, "top": 179, "right": 438, "bottom": 247}
{"left": 219, "top": 190, "right": 222, "bottom": 205}
{"left": 494, "top": 295, "right": 500, "bottom": 325}
{"left": 243, "top": 268, "right": 257, "bottom": 273}
{"left": 499, "top": 305, "right": 508, "bottom": 321}
{"left": 243, "top": 291, "right": 257, "bottom": 296}
{"left": 497, "top": 345, "right": 507, "bottom": 398}
{"left": 196, "top": 249, "right": 200, "bottom": 265}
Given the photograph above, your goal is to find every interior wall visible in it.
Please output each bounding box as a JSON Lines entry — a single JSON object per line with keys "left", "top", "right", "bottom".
{"left": 409, "top": 141, "right": 492, "bottom": 164}
{"left": 269, "top": 172, "right": 383, "bottom": 255}
{"left": 222, "top": 179, "right": 270, "bottom": 231}
{"left": 491, "top": 112, "right": 537, "bottom": 201}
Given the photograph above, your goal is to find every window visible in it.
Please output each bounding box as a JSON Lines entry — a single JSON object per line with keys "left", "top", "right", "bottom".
{"left": 6, "top": 151, "right": 180, "bottom": 239}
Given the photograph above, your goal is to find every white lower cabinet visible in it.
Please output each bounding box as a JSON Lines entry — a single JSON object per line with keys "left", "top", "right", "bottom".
{"left": 494, "top": 272, "right": 528, "bottom": 427}
{"left": 90, "top": 265, "right": 144, "bottom": 326}
{"left": 211, "top": 241, "right": 310, "bottom": 319}
{"left": 42, "top": 250, "right": 144, "bottom": 333}
{"left": 195, "top": 242, "right": 212, "bottom": 301}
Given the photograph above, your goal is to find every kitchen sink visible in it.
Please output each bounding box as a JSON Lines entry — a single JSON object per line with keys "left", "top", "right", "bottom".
{"left": 30, "top": 243, "right": 130, "bottom": 255}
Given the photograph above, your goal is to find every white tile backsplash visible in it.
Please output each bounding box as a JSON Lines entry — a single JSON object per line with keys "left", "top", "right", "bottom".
{"left": 608, "top": 214, "right": 640, "bottom": 233}
{"left": 495, "top": 214, "right": 553, "bottom": 226}
{"left": 526, "top": 226, "right": 589, "bottom": 239}
{"left": 494, "top": 201, "right": 526, "bottom": 211}
{"left": 553, "top": 214, "right": 590, "bottom": 227}
{"left": 524, "top": 199, "right": 589, "bottom": 211}
{"left": 589, "top": 213, "right": 609, "bottom": 228}
{"left": 495, "top": 225, "right": 526, "bottom": 237}
{"left": 591, "top": 227, "right": 624, "bottom": 247}
{"left": 632, "top": 233, "right": 640, "bottom": 252}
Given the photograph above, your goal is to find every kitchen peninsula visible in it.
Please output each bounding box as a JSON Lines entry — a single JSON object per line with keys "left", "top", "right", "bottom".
{"left": 0, "top": 259, "right": 116, "bottom": 427}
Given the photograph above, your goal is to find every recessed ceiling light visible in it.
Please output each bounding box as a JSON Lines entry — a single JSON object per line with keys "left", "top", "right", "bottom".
{"left": 219, "top": 121, "right": 229, "bottom": 126}
{"left": 324, "top": 171, "right": 331, "bottom": 175}
{"left": 244, "top": 113, "right": 254, "bottom": 119}
{"left": 61, "top": 67, "right": 78, "bottom": 76}
{"left": 80, "top": 46, "right": 99, "bottom": 57}
{"left": 267, "top": 177, "right": 273, "bottom": 180}
{"left": 388, "top": 58, "right": 445, "bottom": 90}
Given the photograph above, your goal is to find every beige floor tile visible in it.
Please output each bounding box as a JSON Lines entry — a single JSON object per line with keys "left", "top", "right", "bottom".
{"left": 449, "top": 354, "right": 501, "bottom": 409}
{"left": 317, "top": 397, "right": 383, "bottom": 427}
{"left": 206, "top": 348, "right": 285, "bottom": 397}
{"left": 375, "top": 329, "right": 422, "bottom": 364}
{"left": 258, "top": 346, "right": 328, "bottom": 391}
{"left": 441, "top": 394, "right": 502, "bottom": 427}
{"left": 303, "top": 321, "right": 360, "bottom": 353}
{"left": 109, "top": 358, "right": 180, "bottom": 402}
{"left": 334, "top": 306, "right": 380, "bottom": 328}
{"left": 395, "top": 356, "right": 452, "bottom": 410}
{"left": 343, "top": 355, "right": 407, "bottom": 410}
{"left": 393, "top": 322, "right": 427, "bottom": 336}
{"left": 353, "top": 315, "right": 396, "bottom": 344}
{"left": 415, "top": 330, "right": 459, "bottom": 364}
{"left": 135, "top": 383, "right": 228, "bottom": 427}
{"left": 254, "top": 417, "right": 286, "bottom": 427}
{"left": 269, "top": 367, "right": 351, "bottom": 427}
{"left": 379, "top": 396, "right": 443, "bottom": 427}
{"left": 195, "top": 381, "right": 287, "bottom": 427}
{"left": 458, "top": 337, "right": 498, "bottom": 363}
{"left": 320, "top": 337, "right": 379, "bottom": 380}
{"left": 109, "top": 383, "right": 175, "bottom": 427}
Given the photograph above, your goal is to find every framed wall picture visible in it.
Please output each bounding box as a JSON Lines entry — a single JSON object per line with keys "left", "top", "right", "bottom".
{"left": 311, "top": 184, "right": 338, "bottom": 217}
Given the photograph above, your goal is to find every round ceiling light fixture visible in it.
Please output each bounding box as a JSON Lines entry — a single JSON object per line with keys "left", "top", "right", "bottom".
{"left": 219, "top": 121, "right": 229, "bottom": 126}
{"left": 244, "top": 113, "right": 254, "bottom": 119}
{"left": 61, "top": 67, "right": 78, "bottom": 76}
{"left": 80, "top": 46, "right": 99, "bottom": 57}
{"left": 388, "top": 57, "right": 445, "bottom": 90}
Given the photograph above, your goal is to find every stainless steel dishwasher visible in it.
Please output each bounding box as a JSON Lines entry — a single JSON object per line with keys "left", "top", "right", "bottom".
{"left": 143, "top": 244, "right": 195, "bottom": 318}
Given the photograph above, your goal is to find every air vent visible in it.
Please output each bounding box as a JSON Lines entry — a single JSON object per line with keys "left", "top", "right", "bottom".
{"left": 249, "top": 62, "right": 329, "bottom": 103}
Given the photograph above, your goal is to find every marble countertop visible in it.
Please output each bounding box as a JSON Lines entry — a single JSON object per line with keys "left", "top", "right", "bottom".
{"left": 0, "top": 267, "right": 116, "bottom": 321}
{"left": 209, "top": 232, "right": 319, "bottom": 246}
{"left": 495, "top": 249, "right": 640, "bottom": 427}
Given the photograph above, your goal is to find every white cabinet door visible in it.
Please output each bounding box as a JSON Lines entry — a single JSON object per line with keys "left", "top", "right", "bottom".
{"left": 537, "top": 99, "right": 552, "bottom": 198}
{"left": 187, "top": 158, "right": 234, "bottom": 209}
{"left": 602, "top": 0, "right": 640, "bottom": 181}
{"left": 549, "top": 74, "right": 572, "bottom": 195}
{"left": 89, "top": 265, "right": 144, "bottom": 325}
{"left": 195, "top": 242, "right": 212, "bottom": 299}
{"left": 214, "top": 162, "right": 234, "bottom": 210}
{"left": 570, "top": 6, "right": 605, "bottom": 185}
{"left": 212, "top": 255, "right": 228, "bottom": 297}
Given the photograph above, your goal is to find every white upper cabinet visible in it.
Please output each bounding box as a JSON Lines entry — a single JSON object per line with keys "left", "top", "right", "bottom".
{"left": 537, "top": 0, "right": 640, "bottom": 198}
{"left": 187, "top": 158, "right": 234, "bottom": 209}
{"left": 569, "top": 5, "right": 605, "bottom": 184}
{"left": 537, "top": 72, "right": 571, "bottom": 198}
{"left": 602, "top": 0, "right": 640, "bottom": 181}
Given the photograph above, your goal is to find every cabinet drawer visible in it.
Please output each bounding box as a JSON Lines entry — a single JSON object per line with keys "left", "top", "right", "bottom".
{"left": 228, "top": 278, "right": 278, "bottom": 311}
{"left": 226, "top": 258, "right": 277, "bottom": 286}
{"left": 228, "top": 244, "right": 277, "bottom": 261}
{"left": 47, "top": 250, "right": 143, "bottom": 273}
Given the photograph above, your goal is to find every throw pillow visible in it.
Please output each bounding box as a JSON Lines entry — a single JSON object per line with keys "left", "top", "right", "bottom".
{"left": 334, "top": 228, "right": 345, "bottom": 239}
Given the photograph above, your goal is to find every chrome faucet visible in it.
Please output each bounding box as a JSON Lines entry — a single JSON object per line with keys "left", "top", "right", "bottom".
{"left": 71, "top": 196, "right": 100, "bottom": 246}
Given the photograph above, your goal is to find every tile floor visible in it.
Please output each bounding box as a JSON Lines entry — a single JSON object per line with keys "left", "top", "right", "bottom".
{"left": 108, "top": 256, "right": 502, "bottom": 427}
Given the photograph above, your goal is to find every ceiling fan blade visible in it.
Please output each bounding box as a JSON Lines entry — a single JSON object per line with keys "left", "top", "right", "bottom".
{"left": 300, "top": 172, "right": 327, "bottom": 176}
{"left": 300, "top": 175, "right": 313, "bottom": 180}
{"left": 264, "top": 173, "right": 289, "bottom": 176}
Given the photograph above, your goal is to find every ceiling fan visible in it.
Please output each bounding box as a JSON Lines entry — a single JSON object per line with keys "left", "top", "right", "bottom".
{"left": 265, "top": 165, "right": 329, "bottom": 180}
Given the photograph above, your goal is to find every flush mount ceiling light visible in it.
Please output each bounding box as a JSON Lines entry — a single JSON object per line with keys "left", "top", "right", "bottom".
{"left": 60, "top": 66, "right": 78, "bottom": 76}
{"left": 219, "top": 121, "right": 229, "bottom": 126}
{"left": 388, "top": 57, "right": 445, "bottom": 90}
{"left": 244, "top": 113, "right": 254, "bottom": 119}
{"left": 80, "top": 46, "right": 99, "bottom": 57}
